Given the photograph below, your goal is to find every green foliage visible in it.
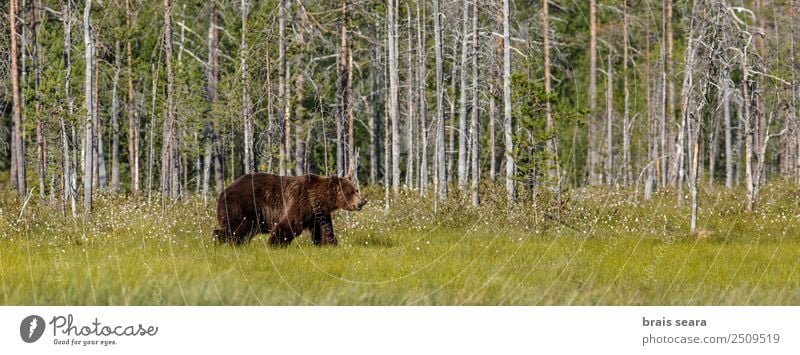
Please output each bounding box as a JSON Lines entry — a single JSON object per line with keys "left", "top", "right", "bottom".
{"left": 510, "top": 73, "right": 583, "bottom": 196}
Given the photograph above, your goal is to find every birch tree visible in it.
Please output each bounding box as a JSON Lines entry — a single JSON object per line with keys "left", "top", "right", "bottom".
{"left": 62, "top": 0, "right": 77, "bottom": 215}
{"left": 388, "top": 0, "right": 400, "bottom": 193}
{"left": 417, "top": 1, "right": 429, "bottom": 194}
{"left": 126, "top": 0, "right": 140, "bottom": 194}
{"left": 503, "top": 0, "right": 514, "bottom": 201}
{"left": 83, "top": 0, "right": 94, "bottom": 212}
{"left": 241, "top": 0, "right": 253, "bottom": 174}
{"left": 622, "top": 0, "right": 631, "bottom": 185}
{"left": 434, "top": 0, "right": 447, "bottom": 200}
{"left": 587, "top": 0, "right": 599, "bottom": 186}
{"left": 470, "top": 0, "right": 479, "bottom": 206}
{"left": 160, "top": 0, "right": 179, "bottom": 198}
{"left": 457, "top": 0, "right": 470, "bottom": 190}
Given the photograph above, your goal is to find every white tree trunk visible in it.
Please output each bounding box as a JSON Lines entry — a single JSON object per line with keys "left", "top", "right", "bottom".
{"left": 470, "top": 0, "right": 479, "bottom": 206}
{"left": 503, "top": 0, "right": 514, "bottom": 201}
{"left": 388, "top": 0, "right": 400, "bottom": 194}
{"left": 606, "top": 54, "right": 614, "bottom": 186}
{"left": 434, "top": 0, "right": 446, "bottom": 200}
{"left": 83, "top": 0, "right": 94, "bottom": 212}
{"left": 417, "top": 2, "right": 428, "bottom": 194}
{"left": 622, "top": 0, "right": 631, "bottom": 186}
{"left": 457, "top": 0, "right": 470, "bottom": 190}
{"left": 241, "top": 0, "right": 253, "bottom": 174}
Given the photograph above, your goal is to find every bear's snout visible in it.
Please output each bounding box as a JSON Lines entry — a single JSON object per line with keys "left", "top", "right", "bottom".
{"left": 356, "top": 198, "right": 368, "bottom": 210}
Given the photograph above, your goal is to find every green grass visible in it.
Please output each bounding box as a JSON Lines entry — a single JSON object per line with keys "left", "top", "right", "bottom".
{"left": 1, "top": 182, "right": 799, "bottom": 305}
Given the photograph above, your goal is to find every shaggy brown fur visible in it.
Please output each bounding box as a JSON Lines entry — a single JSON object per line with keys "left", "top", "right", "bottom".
{"left": 214, "top": 173, "right": 367, "bottom": 246}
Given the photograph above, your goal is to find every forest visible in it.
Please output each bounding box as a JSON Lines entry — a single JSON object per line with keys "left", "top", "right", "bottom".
{"left": 2, "top": 0, "right": 799, "bottom": 223}
{"left": 1, "top": 0, "right": 799, "bottom": 306}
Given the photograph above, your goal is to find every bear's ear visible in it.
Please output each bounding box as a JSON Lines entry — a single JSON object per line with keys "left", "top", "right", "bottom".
{"left": 344, "top": 170, "right": 353, "bottom": 181}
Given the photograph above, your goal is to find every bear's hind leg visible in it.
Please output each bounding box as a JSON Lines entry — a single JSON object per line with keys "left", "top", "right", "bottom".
{"left": 231, "top": 217, "right": 258, "bottom": 245}
{"left": 269, "top": 222, "right": 298, "bottom": 247}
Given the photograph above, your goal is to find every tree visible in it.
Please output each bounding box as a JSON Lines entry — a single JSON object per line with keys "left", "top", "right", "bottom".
{"left": 62, "top": 0, "right": 77, "bottom": 215}
{"left": 160, "top": 0, "right": 179, "bottom": 198}
{"left": 241, "top": 0, "right": 254, "bottom": 174}
{"left": 621, "top": 0, "right": 631, "bottom": 186}
{"left": 278, "top": 0, "right": 288, "bottom": 176}
{"left": 111, "top": 41, "right": 123, "bottom": 191}
{"left": 470, "top": 0, "right": 480, "bottom": 206}
{"left": 587, "top": 0, "right": 599, "bottom": 186}
{"left": 434, "top": 0, "right": 447, "bottom": 200}
{"left": 388, "top": 0, "right": 400, "bottom": 194}
{"left": 33, "top": 0, "right": 45, "bottom": 198}
{"left": 83, "top": 0, "right": 94, "bottom": 212}
{"left": 337, "top": 0, "right": 353, "bottom": 175}
{"left": 417, "top": 1, "right": 429, "bottom": 193}
{"left": 126, "top": 0, "right": 140, "bottom": 194}
{"left": 9, "top": 0, "right": 26, "bottom": 196}
{"left": 662, "top": 0, "right": 673, "bottom": 188}
{"left": 605, "top": 53, "right": 613, "bottom": 186}
{"left": 405, "top": 4, "right": 415, "bottom": 188}
{"left": 503, "top": 0, "right": 514, "bottom": 201}
{"left": 457, "top": 0, "right": 470, "bottom": 190}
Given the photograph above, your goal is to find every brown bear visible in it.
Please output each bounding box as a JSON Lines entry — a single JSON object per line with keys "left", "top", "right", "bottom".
{"left": 214, "top": 172, "right": 367, "bottom": 246}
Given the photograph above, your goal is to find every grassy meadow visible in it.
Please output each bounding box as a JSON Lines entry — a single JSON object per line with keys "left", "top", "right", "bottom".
{"left": 1, "top": 181, "right": 799, "bottom": 305}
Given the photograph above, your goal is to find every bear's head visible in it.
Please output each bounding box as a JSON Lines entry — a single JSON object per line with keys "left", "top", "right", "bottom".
{"left": 333, "top": 172, "right": 367, "bottom": 211}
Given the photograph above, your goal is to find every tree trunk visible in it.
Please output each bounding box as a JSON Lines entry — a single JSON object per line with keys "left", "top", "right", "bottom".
{"left": 388, "top": 0, "right": 400, "bottom": 194}
{"left": 278, "top": 0, "right": 287, "bottom": 176}
{"left": 337, "top": 0, "right": 351, "bottom": 175}
{"left": 82, "top": 0, "right": 94, "bottom": 212}
{"left": 147, "top": 63, "right": 157, "bottom": 202}
{"left": 675, "top": 24, "right": 692, "bottom": 206}
{"left": 723, "top": 79, "right": 733, "bottom": 189}
{"left": 294, "top": 70, "right": 306, "bottom": 176}
{"left": 161, "top": 0, "right": 179, "bottom": 198}
{"left": 205, "top": 4, "right": 222, "bottom": 194}
{"left": 503, "top": 0, "right": 514, "bottom": 201}
{"left": 370, "top": 41, "right": 383, "bottom": 185}
{"left": 346, "top": 44, "right": 353, "bottom": 176}
{"left": 792, "top": 0, "right": 799, "bottom": 184}
{"left": 457, "top": 0, "right": 470, "bottom": 190}
{"left": 663, "top": 0, "right": 673, "bottom": 187}
{"left": 434, "top": 0, "right": 446, "bottom": 200}
{"left": 708, "top": 105, "right": 719, "bottom": 190}
{"left": 126, "top": 0, "right": 139, "bottom": 194}
{"left": 605, "top": 53, "right": 614, "bottom": 186}
{"left": 111, "top": 41, "right": 122, "bottom": 191}
{"left": 33, "top": 0, "right": 45, "bottom": 198}
{"left": 644, "top": 24, "right": 655, "bottom": 200}
{"left": 241, "top": 0, "right": 253, "bottom": 174}
{"left": 405, "top": 5, "right": 415, "bottom": 188}
{"left": 448, "top": 60, "right": 456, "bottom": 181}
{"left": 622, "top": 0, "right": 631, "bottom": 186}
{"left": 470, "top": 0, "right": 479, "bottom": 206}
{"left": 587, "top": 0, "right": 599, "bottom": 186}
{"left": 743, "top": 56, "right": 754, "bottom": 211}
{"left": 94, "top": 45, "right": 107, "bottom": 189}
{"left": 10, "top": 0, "right": 27, "bottom": 196}
{"left": 62, "top": 0, "right": 77, "bottom": 215}
{"left": 384, "top": 53, "right": 391, "bottom": 208}
{"left": 417, "top": 1, "right": 428, "bottom": 193}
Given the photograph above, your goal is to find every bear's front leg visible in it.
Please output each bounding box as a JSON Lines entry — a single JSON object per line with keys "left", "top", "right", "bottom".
{"left": 269, "top": 221, "right": 298, "bottom": 247}
{"left": 312, "top": 214, "right": 337, "bottom": 246}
